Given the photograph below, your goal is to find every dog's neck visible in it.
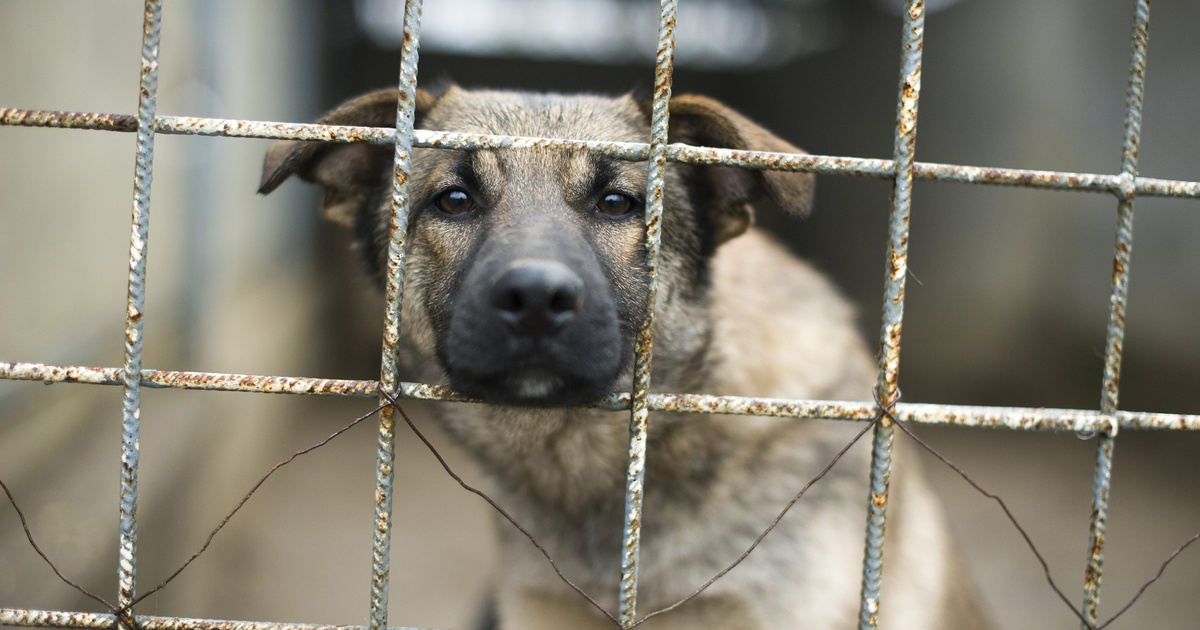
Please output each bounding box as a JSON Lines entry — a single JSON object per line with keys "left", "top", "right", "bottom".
{"left": 431, "top": 394, "right": 742, "bottom": 512}
{"left": 442, "top": 404, "right": 628, "bottom": 509}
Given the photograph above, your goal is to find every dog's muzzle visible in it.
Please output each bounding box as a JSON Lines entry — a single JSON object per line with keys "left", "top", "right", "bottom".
{"left": 442, "top": 221, "right": 628, "bottom": 407}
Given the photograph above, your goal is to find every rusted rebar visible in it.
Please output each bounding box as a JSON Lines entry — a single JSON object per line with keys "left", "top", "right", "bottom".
{"left": 5, "top": 361, "right": 1200, "bottom": 431}
{"left": 857, "top": 2, "right": 925, "bottom": 628}
{"left": 115, "top": 2, "right": 163, "bottom": 625}
{"left": 617, "top": 0, "right": 678, "bottom": 624}
{"left": 1081, "top": 1, "right": 1151, "bottom": 626}
{"left": 4, "top": 109, "right": 1200, "bottom": 200}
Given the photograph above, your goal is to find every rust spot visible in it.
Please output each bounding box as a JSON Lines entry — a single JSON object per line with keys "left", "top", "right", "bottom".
{"left": 888, "top": 250, "right": 902, "bottom": 276}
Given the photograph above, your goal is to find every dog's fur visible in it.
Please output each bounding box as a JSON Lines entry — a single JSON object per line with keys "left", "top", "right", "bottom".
{"left": 260, "top": 86, "right": 986, "bottom": 629}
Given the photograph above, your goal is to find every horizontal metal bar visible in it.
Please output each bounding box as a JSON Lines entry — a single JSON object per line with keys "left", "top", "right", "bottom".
{"left": 0, "top": 361, "right": 382, "bottom": 397}
{"left": 4, "top": 361, "right": 1198, "bottom": 431}
{"left": 3, "top": 108, "right": 1199, "bottom": 200}
{"left": 0, "top": 608, "right": 443, "bottom": 630}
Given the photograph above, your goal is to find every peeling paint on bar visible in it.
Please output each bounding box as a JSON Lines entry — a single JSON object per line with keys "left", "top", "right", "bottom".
{"left": 1081, "top": 1, "right": 1151, "bottom": 625}
{"left": 617, "top": 0, "right": 677, "bottom": 623}
{"left": 859, "top": 2, "right": 925, "bottom": 627}
{"left": 115, "top": 2, "right": 163, "bottom": 623}
{"left": 0, "top": 609, "right": 445, "bottom": 630}
{"left": 368, "top": 1, "right": 424, "bottom": 628}
{"left": 4, "top": 361, "right": 1200, "bottom": 431}
{"left": 377, "top": 0, "right": 425, "bottom": 454}
{"left": 0, "top": 109, "right": 138, "bottom": 130}
{"left": 1134, "top": 176, "right": 1200, "bottom": 197}
{"left": 5, "top": 109, "right": 1200, "bottom": 200}
{"left": 0, "top": 362, "right": 379, "bottom": 397}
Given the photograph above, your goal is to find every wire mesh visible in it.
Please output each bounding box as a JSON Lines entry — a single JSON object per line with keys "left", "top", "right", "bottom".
{"left": 2, "top": 0, "right": 1198, "bottom": 629}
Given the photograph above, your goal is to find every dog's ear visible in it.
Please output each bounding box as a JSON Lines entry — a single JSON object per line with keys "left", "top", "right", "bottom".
{"left": 258, "top": 87, "right": 444, "bottom": 227}
{"left": 655, "top": 94, "right": 814, "bottom": 245}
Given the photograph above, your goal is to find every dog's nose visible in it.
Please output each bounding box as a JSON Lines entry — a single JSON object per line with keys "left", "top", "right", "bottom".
{"left": 490, "top": 261, "right": 584, "bottom": 335}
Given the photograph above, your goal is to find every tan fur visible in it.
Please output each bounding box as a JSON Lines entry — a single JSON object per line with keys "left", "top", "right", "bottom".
{"left": 260, "top": 87, "right": 989, "bottom": 629}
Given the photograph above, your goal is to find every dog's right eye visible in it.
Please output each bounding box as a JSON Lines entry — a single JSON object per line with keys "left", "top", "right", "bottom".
{"left": 596, "top": 192, "right": 637, "bottom": 217}
{"left": 435, "top": 189, "right": 476, "bottom": 215}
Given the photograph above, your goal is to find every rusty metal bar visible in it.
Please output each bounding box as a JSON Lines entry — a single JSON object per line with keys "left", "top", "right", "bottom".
{"left": 1081, "top": 1, "right": 1150, "bottom": 625}
{"left": 115, "top": 1, "right": 163, "bottom": 624}
{"left": 0, "top": 109, "right": 138, "bottom": 130}
{"left": 0, "top": 362, "right": 380, "bottom": 396}
{"left": 0, "top": 609, "right": 445, "bottom": 630}
{"left": 369, "top": 0, "right": 424, "bottom": 628}
{"left": 5, "top": 109, "right": 1200, "bottom": 200}
{"left": 859, "top": 2, "right": 924, "bottom": 628}
{"left": 5, "top": 361, "right": 1200, "bottom": 431}
{"left": 617, "top": 0, "right": 677, "bottom": 624}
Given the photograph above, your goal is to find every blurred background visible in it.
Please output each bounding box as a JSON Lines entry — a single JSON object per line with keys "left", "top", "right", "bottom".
{"left": 1, "top": 0, "right": 1197, "bottom": 628}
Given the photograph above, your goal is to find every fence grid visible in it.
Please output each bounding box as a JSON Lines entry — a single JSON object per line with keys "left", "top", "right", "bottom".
{"left": 2, "top": 1, "right": 1198, "bottom": 629}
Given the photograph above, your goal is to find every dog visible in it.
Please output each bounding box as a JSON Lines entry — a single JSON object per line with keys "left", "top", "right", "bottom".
{"left": 259, "top": 86, "right": 986, "bottom": 630}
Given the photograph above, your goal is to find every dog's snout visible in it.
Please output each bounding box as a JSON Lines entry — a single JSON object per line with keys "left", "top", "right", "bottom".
{"left": 490, "top": 262, "right": 584, "bottom": 335}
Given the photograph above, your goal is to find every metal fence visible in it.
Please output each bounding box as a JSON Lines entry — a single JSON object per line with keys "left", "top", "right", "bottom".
{"left": 2, "top": 0, "right": 1199, "bottom": 629}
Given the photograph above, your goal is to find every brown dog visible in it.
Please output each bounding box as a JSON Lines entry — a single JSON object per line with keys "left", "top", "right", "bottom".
{"left": 260, "top": 86, "right": 985, "bottom": 629}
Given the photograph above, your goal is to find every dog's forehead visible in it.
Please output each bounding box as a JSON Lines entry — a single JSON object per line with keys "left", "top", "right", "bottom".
{"left": 424, "top": 89, "right": 648, "bottom": 143}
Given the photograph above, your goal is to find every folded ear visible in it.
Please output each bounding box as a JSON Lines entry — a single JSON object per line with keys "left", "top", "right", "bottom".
{"left": 659, "top": 94, "right": 814, "bottom": 245}
{"left": 258, "top": 87, "right": 444, "bottom": 227}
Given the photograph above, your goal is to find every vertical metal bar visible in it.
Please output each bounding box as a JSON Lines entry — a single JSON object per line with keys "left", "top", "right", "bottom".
{"left": 617, "top": 0, "right": 676, "bottom": 625}
{"left": 858, "top": 1, "right": 924, "bottom": 628}
{"left": 1081, "top": 1, "right": 1149, "bottom": 626}
{"left": 118, "top": 0, "right": 163, "bottom": 625}
{"left": 370, "top": 0, "right": 423, "bottom": 628}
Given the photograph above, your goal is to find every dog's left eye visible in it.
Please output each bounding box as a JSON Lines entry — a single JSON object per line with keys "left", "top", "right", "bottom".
{"left": 596, "top": 193, "right": 637, "bottom": 217}
{"left": 435, "top": 188, "right": 476, "bottom": 215}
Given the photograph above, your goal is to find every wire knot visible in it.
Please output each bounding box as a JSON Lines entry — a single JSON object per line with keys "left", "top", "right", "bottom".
{"left": 872, "top": 387, "right": 902, "bottom": 426}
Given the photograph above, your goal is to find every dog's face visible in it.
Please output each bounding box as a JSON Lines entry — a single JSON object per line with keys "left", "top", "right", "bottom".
{"left": 260, "top": 87, "right": 813, "bottom": 406}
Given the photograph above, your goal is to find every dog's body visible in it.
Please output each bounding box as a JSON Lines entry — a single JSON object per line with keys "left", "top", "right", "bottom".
{"left": 261, "top": 87, "right": 985, "bottom": 629}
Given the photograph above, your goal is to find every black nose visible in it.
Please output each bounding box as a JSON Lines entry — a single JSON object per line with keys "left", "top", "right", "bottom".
{"left": 490, "top": 261, "right": 584, "bottom": 336}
